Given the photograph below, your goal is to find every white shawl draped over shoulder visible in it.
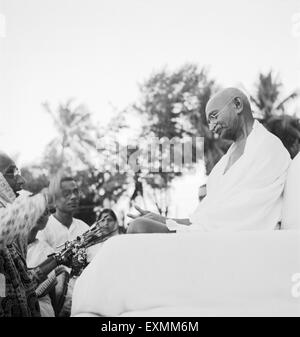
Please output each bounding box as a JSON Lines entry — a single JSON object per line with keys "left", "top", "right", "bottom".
{"left": 282, "top": 152, "right": 300, "bottom": 229}
{"left": 188, "top": 120, "right": 291, "bottom": 231}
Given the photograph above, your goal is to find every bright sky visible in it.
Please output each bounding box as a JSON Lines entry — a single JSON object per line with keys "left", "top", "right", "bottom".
{"left": 0, "top": 0, "right": 300, "bottom": 166}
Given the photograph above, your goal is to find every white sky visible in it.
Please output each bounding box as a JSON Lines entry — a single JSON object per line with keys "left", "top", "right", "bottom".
{"left": 0, "top": 0, "right": 300, "bottom": 166}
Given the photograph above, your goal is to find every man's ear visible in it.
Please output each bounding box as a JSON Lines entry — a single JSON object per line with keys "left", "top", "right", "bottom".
{"left": 233, "top": 97, "right": 243, "bottom": 114}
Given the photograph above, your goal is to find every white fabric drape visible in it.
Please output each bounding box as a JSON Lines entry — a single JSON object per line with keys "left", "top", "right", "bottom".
{"left": 188, "top": 120, "right": 291, "bottom": 231}
{"left": 282, "top": 152, "right": 300, "bottom": 230}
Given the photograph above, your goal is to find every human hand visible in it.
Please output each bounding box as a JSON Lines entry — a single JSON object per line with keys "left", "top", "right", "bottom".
{"left": 54, "top": 247, "right": 74, "bottom": 268}
{"left": 127, "top": 205, "right": 150, "bottom": 219}
{"left": 127, "top": 205, "right": 166, "bottom": 224}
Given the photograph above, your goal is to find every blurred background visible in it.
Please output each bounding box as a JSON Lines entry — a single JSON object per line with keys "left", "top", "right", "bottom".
{"left": 0, "top": 0, "right": 299, "bottom": 227}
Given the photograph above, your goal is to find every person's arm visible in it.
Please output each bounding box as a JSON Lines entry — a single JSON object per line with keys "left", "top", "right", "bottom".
{"left": 0, "top": 193, "right": 47, "bottom": 249}
{"left": 127, "top": 205, "right": 191, "bottom": 225}
{"left": 170, "top": 218, "right": 191, "bottom": 225}
{"left": 29, "top": 250, "right": 72, "bottom": 288}
{"left": 29, "top": 255, "right": 59, "bottom": 287}
{"left": 0, "top": 172, "right": 62, "bottom": 249}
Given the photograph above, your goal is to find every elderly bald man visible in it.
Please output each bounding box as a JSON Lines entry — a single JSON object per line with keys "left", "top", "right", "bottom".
{"left": 127, "top": 88, "right": 291, "bottom": 233}
{"left": 0, "top": 152, "right": 25, "bottom": 202}
{"left": 0, "top": 152, "right": 68, "bottom": 317}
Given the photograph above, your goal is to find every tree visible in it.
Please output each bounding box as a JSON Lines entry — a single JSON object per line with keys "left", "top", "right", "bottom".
{"left": 250, "top": 71, "right": 300, "bottom": 158}
{"left": 135, "top": 64, "right": 231, "bottom": 173}
{"left": 21, "top": 100, "right": 130, "bottom": 225}
{"left": 131, "top": 63, "right": 228, "bottom": 214}
{"left": 42, "top": 99, "right": 100, "bottom": 173}
{"left": 73, "top": 169, "right": 128, "bottom": 225}
{"left": 21, "top": 166, "right": 49, "bottom": 194}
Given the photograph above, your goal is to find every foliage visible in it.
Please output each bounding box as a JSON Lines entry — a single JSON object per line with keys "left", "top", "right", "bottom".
{"left": 130, "top": 63, "right": 228, "bottom": 214}
{"left": 42, "top": 99, "right": 100, "bottom": 174}
{"left": 21, "top": 69, "right": 300, "bottom": 221}
{"left": 21, "top": 166, "right": 49, "bottom": 194}
{"left": 22, "top": 101, "right": 130, "bottom": 224}
{"left": 250, "top": 71, "right": 300, "bottom": 158}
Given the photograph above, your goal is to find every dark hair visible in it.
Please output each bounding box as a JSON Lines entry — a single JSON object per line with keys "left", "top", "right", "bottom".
{"left": 98, "top": 208, "right": 118, "bottom": 222}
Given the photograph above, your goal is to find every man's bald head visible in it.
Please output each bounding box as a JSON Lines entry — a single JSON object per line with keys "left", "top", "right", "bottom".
{"left": 0, "top": 152, "right": 15, "bottom": 173}
{"left": 206, "top": 88, "right": 251, "bottom": 115}
{"left": 205, "top": 87, "right": 253, "bottom": 140}
{"left": 0, "top": 151, "right": 25, "bottom": 194}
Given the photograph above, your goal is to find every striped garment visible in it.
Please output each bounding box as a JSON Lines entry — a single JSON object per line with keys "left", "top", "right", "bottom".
{"left": 0, "top": 173, "right": 47, "bottom": 317}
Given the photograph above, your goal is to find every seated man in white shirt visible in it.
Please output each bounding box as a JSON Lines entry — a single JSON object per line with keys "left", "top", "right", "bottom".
{"left": 37, "top": 177, "right": 89, "bottom": 249}
{"left": 127, "top": 87, "right": 291, "bottom": 233}
{"left": 37, "top": 176, "right": 90, "bottom": 316}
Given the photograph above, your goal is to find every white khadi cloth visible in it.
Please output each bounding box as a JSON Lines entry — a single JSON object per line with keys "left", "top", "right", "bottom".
{"left": 170, "top": 120, "right": 291, "bottom": 232}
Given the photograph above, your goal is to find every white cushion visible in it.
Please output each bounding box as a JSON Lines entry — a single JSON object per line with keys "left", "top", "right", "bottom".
{"left": 72, "top": 231, "right": 300, "bottom": 317}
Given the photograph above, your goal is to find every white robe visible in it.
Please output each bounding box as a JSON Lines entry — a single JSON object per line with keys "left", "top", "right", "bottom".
{"left": 282, "top": 152, "right": 300, "bottom": 229}
{"left": 168, "top": 120, "right": 291, "bottom": 232}
{"left": 27, "top": 239, "right": 56, "bottom": 317}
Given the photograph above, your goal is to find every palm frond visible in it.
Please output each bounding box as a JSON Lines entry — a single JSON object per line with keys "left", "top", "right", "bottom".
{"left": 276, "top": 91, "right": 300, "bottom": 111}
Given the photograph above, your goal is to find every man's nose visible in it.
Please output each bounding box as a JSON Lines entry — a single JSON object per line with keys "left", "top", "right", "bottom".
{"left": 208, "top": 121, "right": 216, "bottom": 132}
{"left": 70, "top": 192, "right": 78, "bottom": 200}
{"left": 17, "top": 174, "right": 26, "bottom": 186}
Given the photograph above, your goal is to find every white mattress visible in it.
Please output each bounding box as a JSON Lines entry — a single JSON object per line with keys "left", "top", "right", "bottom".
{"left": 71, "top": 231, "right": 300, "bottom": 317}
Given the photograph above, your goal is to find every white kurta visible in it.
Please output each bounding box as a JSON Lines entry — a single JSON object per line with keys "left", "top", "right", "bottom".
{"left": 168, "top": 120, "right": 291, "bottom": 232}
{"left": 27, "top": 239, "right": 56, "bottom": 317}
{"left": 37, "top": 215, "right": 89, "bottom": 250}
{"left": 36, "top": 214, "right": 102, "bottom": 261}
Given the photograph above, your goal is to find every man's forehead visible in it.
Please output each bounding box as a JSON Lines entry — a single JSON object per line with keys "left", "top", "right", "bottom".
{"left": 205, "top": 88, "right": 245, "bottom": 115}
{"left": 0, "top": 155, "right": 15, "bottom": 173}
{"left": 206, "top": 94, "right": 232, "bottom": 115}
{"left": 61, "top": 180, "right": 77, "bottom": 190}
{"left": 4, "top": 163, "right": 16, "bottom": 170}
